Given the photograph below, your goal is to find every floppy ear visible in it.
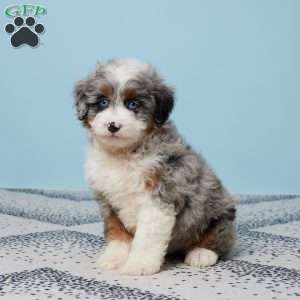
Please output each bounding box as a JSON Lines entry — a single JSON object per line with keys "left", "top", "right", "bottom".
{"left": 74, "top": 80, "right": 88, "bottom": 121}
{"left": 153, "top": 83, "right": 175, "bottom": 126}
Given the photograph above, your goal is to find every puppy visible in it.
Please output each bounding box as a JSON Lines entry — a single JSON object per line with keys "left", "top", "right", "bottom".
{"left": 74, "top": 58, "right": 236, "bottom": 276}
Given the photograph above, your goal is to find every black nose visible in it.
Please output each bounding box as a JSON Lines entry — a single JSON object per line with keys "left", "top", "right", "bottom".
{"left": 107, "top": 122, "right": 120, "bottom": 133}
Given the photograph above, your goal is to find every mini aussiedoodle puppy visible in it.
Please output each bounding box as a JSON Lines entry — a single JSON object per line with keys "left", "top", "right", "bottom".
{"left": 74, "top": 58, "right": 236, "bottom": 276}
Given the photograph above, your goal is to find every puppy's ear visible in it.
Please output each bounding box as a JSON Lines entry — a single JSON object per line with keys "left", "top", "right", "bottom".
{"left": 153, "top": 83, "right": 175, "bottom": 126}
{"left": 74, "top": 80, "right": 88, "bottom": 121}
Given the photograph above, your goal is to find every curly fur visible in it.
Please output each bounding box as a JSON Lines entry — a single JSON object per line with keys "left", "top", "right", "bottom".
{"left": 74, "top": 58, "right": 236, "bottom": 275}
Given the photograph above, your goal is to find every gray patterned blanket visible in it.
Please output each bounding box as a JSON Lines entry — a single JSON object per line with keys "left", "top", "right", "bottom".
{"left": 0, "top": 189, "right": 299, "bottom": 300}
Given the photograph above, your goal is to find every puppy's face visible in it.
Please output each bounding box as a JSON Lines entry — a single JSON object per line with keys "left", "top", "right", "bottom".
{"left": 74, "top": 59, "right": 174, "bottom": 149}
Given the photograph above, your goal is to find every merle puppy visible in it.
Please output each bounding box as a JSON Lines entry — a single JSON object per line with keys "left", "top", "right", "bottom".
{"left": 74, "top": 58, "right": 236, "bottom": 276}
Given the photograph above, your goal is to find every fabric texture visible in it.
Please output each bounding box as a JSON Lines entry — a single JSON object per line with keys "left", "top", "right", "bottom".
{"left": 0, "top": 189, "right": 299, "bottom": 300}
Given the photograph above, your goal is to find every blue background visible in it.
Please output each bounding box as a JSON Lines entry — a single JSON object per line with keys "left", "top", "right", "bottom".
{"left": 0, "top": 0, "right": 299, "bottom": 193}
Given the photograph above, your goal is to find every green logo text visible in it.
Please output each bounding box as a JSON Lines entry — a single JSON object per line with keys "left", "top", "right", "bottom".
{"left": 5, "top": 4, "right": 47, "bottom": 17}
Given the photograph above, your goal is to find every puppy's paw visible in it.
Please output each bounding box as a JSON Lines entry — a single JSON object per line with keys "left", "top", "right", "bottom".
{"left": 97, "top": 241, "right": 130, "bottom": 271}
{"left": 119, "top": 256, "right": 161, "bottom": 276}
{"left": 184, "top": 248, "right": 218, "bottom": 267}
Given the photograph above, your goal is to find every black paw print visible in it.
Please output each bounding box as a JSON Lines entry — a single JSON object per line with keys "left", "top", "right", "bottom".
{"left": 5, "top": 16, "right": 44, "bottom": 47}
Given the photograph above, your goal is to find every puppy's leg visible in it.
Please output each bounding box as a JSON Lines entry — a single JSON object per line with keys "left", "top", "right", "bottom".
{"left": 185, "top": 218, "right": 235, "bottom": 268}
{"left": 120, "top": 200, "right": 175, "bottom": 276}
{"left": 97, "top": 209, "right": 132, "bottom": 271}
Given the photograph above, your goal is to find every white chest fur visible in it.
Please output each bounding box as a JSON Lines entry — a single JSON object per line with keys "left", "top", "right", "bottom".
{"left": 85, "top": 143, "right": 160, "bottom": 231}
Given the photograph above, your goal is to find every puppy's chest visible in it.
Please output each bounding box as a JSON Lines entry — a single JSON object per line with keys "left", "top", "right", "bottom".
{"left": 86, "top": 148, "right": 159, "bottom": 230}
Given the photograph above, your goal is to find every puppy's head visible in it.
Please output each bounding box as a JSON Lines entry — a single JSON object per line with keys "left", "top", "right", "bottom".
{"left": 74, "top": 59, "right": 174, "bottom": 149}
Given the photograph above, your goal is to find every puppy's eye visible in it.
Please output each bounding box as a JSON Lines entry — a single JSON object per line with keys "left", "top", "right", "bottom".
{"left": 97, "top": 97, "right": 110, "bottom": 109}
{"left": 125, "top": 99, "right": 139, "bottom": 111}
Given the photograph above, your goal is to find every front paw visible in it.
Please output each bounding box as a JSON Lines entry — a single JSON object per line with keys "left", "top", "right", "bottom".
{"left": 119, "top": 257, "right": 161, "bottom": 276}
{"left": 97, "top": 241, "right": 130, "bottom": 271}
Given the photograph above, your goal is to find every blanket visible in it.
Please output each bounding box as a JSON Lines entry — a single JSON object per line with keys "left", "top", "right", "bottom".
{"left": 0, "top": 189, "right": 299, "bottom": 300}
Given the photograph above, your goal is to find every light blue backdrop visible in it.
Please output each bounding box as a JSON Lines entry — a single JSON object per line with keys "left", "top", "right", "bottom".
{"left": 0, "top": 0, "right": 299, "bottom": 193}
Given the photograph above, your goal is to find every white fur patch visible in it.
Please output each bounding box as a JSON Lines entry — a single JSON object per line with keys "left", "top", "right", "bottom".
{"left": 97, "top": 240, "right": 131, "bottom": 271}
{"left": 119, "top": 201, "right": 175, "bottom": 276}
{"left": 86, "top": 142, "right": 161, "bottom": 232}
{"left": 105, "top": 58, "right": 151, "bottom": 87}
{"left": 89, "top": 105, "right": 147, "bottom": 149}
{"left": 184, "top": 248, "right": 218, "bottom": 267}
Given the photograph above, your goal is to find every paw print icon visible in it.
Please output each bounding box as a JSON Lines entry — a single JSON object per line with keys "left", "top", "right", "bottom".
{"left": 5, "top": 16, "right": 44, "bottom": 47}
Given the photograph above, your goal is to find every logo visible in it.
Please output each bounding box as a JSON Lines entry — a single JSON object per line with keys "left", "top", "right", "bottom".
{"left": 4, "top": 4, "right": 47, "bottom": 48}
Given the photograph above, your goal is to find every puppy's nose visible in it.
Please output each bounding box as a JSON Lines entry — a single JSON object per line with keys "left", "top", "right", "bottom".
{"left": 107, "top": 122, "right": 121, "bottom": 133}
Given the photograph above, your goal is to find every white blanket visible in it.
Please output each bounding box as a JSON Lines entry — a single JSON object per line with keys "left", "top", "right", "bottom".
{"left": 0, "top": 189, "right": 299, "bottom": 300}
